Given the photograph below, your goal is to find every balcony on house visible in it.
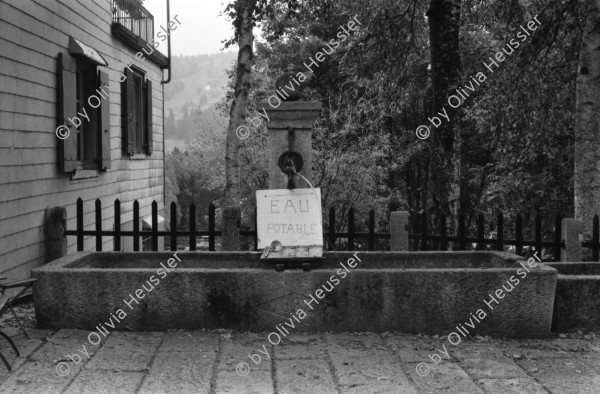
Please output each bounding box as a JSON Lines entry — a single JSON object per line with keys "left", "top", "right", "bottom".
{"left": 111, "top": 0, "right": 154, "bottom": 45}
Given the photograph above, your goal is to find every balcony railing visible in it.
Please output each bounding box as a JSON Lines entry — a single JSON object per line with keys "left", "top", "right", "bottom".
{"left": 111, "top": 0, "right": 154, "bottom": 44}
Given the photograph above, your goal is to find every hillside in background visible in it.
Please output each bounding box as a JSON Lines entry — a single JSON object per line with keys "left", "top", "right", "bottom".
{"left": 164, "top": 52, "right": 236, "bottom": 151}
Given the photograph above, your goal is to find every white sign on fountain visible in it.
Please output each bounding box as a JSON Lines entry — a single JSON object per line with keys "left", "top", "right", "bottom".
{"left": 256, "top": 188, "right": 323, "bottom": 257}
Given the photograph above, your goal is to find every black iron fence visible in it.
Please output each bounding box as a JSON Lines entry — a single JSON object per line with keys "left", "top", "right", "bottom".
{"left": 64, "top": 198, "right": 600, "bottom": 261}
{"left": 409, "top": 212, "right": 564, "bottom": 261}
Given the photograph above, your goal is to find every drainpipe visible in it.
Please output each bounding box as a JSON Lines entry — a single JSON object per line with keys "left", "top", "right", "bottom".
{"left": 161, "top": 0, "right": 172, "bottom": 85}
{"left": 160, "top": 0, "right": 171, "bottom": 214}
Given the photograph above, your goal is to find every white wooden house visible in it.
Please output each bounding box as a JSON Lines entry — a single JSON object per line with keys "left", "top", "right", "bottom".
{"left": 0, "top": 0, "right": 170, "bottom": 281}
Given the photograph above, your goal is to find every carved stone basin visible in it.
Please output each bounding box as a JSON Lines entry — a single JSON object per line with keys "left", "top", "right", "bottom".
{"left": 32, "top": 251, "right": 557, "bottom": 338}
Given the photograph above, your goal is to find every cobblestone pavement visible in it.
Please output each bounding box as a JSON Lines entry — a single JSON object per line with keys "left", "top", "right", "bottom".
{"left": 0, "top": 329, "right": 598, "bottom": 393}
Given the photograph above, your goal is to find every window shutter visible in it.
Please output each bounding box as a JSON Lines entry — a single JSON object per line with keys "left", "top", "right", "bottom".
{"left": 145, "top": 79, "right": 153, "bottom": 155}
{"left": 122, "top": 68, "right": 135, "bottom": 155}
{"left": 58, "top": 53, "right": 78, "bottom": 173}
{"left": 99, "top": 70, "right": 111, "bottom": 170}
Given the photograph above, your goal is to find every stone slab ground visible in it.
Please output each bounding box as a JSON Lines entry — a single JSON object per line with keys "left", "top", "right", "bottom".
{"left": 0, "top": 327, "right": 598, "bottom": 393}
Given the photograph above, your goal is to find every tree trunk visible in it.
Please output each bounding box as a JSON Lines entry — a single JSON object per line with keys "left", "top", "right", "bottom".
{"left": 222, "top": 3, "right": 255, "bottom": 250}
{"left": 575, "top": 0, "right": 600, "bottom": 239}
{"left": 427, "top": 0, "right": 463, "bottom": 234}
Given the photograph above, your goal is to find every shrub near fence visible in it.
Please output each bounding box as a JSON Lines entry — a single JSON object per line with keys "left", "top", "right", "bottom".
{"left": 61, "top": 198, "right": 600, "bottom": 261}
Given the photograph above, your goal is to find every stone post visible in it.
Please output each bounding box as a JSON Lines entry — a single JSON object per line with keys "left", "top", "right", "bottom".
{"left": 45, "top": 206, "right": 67, "bottom": 262}
{"left": 390, "top": 211, "right": 409, "bottom": 251}
{"left": 561, "top": 218, "right": 582, "bottom": 262}
{"left": 261, "top": 101, "right": 322, "bottom": 189}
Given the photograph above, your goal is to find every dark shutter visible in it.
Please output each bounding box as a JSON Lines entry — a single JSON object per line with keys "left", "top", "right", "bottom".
{"left": 145, "top": 79, "right": 153, "bottom": 155}
{"left": 122, "top": 68, "right": 135, "bottom": 155}
{"left": 99, "top": 70, "right": 111, "bottom": 170}
{"left": 58, "top": 52, "right": 78, "bottom": 173}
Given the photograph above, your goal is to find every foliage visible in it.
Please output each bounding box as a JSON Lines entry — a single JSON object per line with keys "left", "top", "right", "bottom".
{"left": 164, "top": 106, "right": 228, "bottom": 228}
{"left": 168, "top": 0, "right": 585, "bottom": 241}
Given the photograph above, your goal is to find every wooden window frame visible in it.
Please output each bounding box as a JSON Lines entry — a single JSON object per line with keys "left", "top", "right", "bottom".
{"left": 122, "top": 66, "right": 153, "bottom": 157}
{"left": 57, "top": 52, "right": 111, "bottom": 174}
{"left": 75, "top": 59, "right": 100, "bottom": 170}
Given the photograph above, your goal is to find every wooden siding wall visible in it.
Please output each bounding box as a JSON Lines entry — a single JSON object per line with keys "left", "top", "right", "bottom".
{"left": 0, "top": 0, "right": 165, "bottom": 279}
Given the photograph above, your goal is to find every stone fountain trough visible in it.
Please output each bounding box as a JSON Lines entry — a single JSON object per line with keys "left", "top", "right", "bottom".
{"left": 545, "top": 262, "right": 600, "bottom": 332}
{"left": 32, "top": 251, "right": 557, "bottom": 338}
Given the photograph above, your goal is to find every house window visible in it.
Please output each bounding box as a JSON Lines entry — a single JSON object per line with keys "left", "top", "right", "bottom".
{"left": 75, "top": 59, "right": 99, "bottom": 169}
{"left": 58, "top": 47, "right": 111, "bottom": 173}
{"left": 122, "top": 67, "right": 153, "bottom": 156}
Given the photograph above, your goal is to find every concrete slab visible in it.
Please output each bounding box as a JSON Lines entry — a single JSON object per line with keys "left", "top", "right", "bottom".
{"left": 219, "top": 334, "right": 272, "bottom": 372}
{"left": 138, "top": 352, "right": 213, "bottom": 393}
{"left": 515, "top": 357, "right": 600, "bottom": 393}
{"left": 459, "top": 357, "right": 530, "bottom": 379}
{"left": 386, "top": 334, "right": 457, "bottom": 363}
{"left": 0, "top": 334, "right": 45, "bottom": 380}
{"left": 332, "top": 355, "right": 416, "bottom": 393}
{"left": 158, "top": 331, "right": 219, "bottom": 353}
{"left": 275, "top": 334, "right": 326, "bottom": 360}
{"left": 29, "top": 329, "right": 103, "bottom": 363}
{"left": 475, "top": 378, "right": 549, "bottom": 394}
{"left": 0, "top": 329, "right": 598, "bottom": 393}
{"left": 0, "top": 359, "right": 81, "bottom": 393}
{"left": 406, "top": 362, "right": 482, "bottom": 394}
{"left": 84, "top": 332, "right": 163, "bottom": 372}
{"left": 65, "top": 370, "right": 145, "bottom": 394}
{"left": 276, "top": 358, "right": 337, "bottom": 394}
{"left": 215, "top": 369, "right": 273, "bottom": 394}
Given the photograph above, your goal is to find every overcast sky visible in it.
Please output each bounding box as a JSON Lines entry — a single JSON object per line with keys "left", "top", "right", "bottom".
{"left": 144, "top": 0, "right": 236, "bottom": 56}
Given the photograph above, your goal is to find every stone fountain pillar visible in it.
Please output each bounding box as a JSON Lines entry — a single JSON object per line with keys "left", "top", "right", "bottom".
{"left": 260, "top": 74, "right": 322, "bottom": 189}
{"left": 255, "top": 74, "right": 323, "bottom": 265}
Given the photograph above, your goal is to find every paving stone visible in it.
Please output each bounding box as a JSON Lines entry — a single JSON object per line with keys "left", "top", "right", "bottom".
{"left": 500, "top": 341, "right": 574, "bottom": 360}
{"left": 29, "top": 329, "right": 103, "bottom": 362}
{"left": 276, "top": 358, "right": 337, "bottom": 394}
{"left": 578, "top": 353, "right": 600, "bottom": 367}
{"left": 64, "top": 370, "right": 145, "bottom": 394}
{"left": 0, "top": 359, "right": 80, "bottom": 393}
{"left": 476, "top": 378, "right": 549, "bottom": 394}
{"left": 405, "top": 362, "right": 481, "bottom": 394}
{"left": 386, "top": 334, "right": 454, "bottom": 363}
{"left": 138, "top": 351, "right": 213, "bottom": 393}
{"left": 326, "top": 333, "right": 393, "bottom": 359}
{"left": 503, "top": 338, "right": 597, "bottom": 354}
{"left": 0, "top": 334, "right": 45, "bottom": 380}
{"left": 6, "top": 329, "right": 56, "bottom": 341}
{"left": 332, "top": 355, "right": 417, "bottom": 394}
{"left": 215, "top": 369, "right": 273, "bottom": 394}
{"left": 338, "top": 384, "right": 412, "bottom": 394}
{"left": 158, "top": 330, "right": 219, "bottom": 353}
{"left": 220, "top": 334, "right": 272, "bottom": 372}
{"left": 0, "top": 336, "right": 44, "bottom": 358}
{"left": 46, "top": 329, "right": 93, "bottom": 343}
{"left": 452, "top": 343, "right": 506, "bottom": 359}
{"left": 85, "top": 332, "right": 163, "bottom": 372}
{"left": 326, "top": 332, "right": 386, "bottom": 349}
{"left": 276, "top": 334, "right": 326, "bottom": 359}
{"left": 28, "top": 329, "right": 103, "bottom": 363}
{"left": 515, "top": 357, "right": 600, "bottom": 394}
{"left": 280, "top": 333, "right": 323, "bottom": 344}
{"left": 1, "top": 330, "right": 600, "bottom": 393}
{"left": 545, "top": 338, "right": 600, "bottom": 353}
{"left": 460, "top": 357, "right": 529, "bottom": 379}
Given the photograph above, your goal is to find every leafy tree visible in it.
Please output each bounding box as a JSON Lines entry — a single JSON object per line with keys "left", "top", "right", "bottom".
{"left": 191, "top": 0, "right": 587, "bottom": 250}
{"left": 221, "top": 0, "right": 302, "bottom": 250}
{"left": 575, "top": 0, "right": 600, "bottom": 239}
